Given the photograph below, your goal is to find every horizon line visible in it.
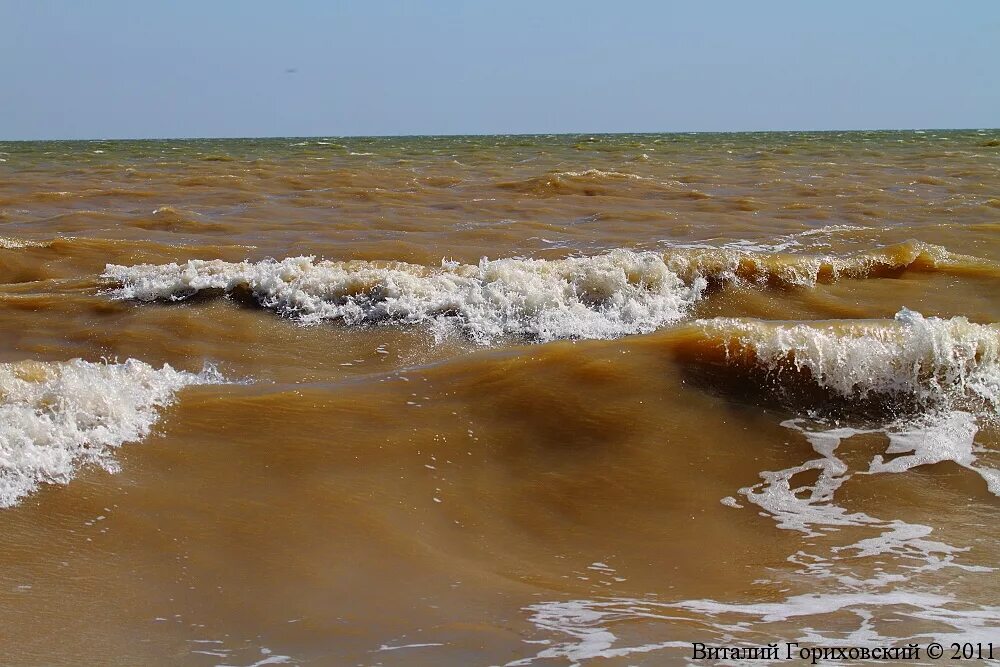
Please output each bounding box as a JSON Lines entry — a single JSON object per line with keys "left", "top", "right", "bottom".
{"left": 2, "top": 126, "right": 998, "bottom": 143}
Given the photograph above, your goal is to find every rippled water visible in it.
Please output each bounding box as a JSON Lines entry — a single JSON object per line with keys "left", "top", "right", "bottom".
{"left": 0, "top": 131, "right": 997, "bottom": 665}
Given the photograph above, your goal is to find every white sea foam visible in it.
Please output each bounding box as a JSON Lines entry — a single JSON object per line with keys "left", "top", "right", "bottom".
{"left": 744, "top": 414, "right": 999, "bottom": 543}
{"left": 662, "top": 227, "right": 870, "bottom": 254}
{"left": 504, "top": 598, "right": 688, "bottom": 666}
{"left": 716, "top": 400, "right": 999, "bottom": 645}
{"left": 870, "top": 410, "right": 1000, "bottom": 494}
{"left": 103, "top": 251, "right": 707, "bottom": 344}
{"left": 722, "top": 325, "right": 999, "bottom": 576}
{"left": 508, "top": 593, "right": 1000, "bottom": 665}
{"left": 692, "top": 307, "right": 1000, "bottom": 534}
{"left": 554, "top": 169, "right": 648, "bottom": 180}
{"left": 796, "top": 224, "right": 874, "bottom": 237}
{"left": 0, "top": 359, "right": 222, "bottom": 507}
{"left": 0, "top": 237, "right": 48, "bottom": 249}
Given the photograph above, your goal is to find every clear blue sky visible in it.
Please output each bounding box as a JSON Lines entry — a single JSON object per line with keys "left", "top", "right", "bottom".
{"left": 2, "top": 1, "right": 997, "bottom": 139}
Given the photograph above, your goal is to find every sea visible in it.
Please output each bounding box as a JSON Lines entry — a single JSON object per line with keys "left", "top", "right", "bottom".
{"left": 0, "top": 131, "right": 998, "bottom": 665}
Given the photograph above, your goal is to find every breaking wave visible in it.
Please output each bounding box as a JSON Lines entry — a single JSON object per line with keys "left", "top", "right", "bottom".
{"left": 690, "top": 308, "right": 999, "bottom": 417}
{"left": 0, "top": 359, "right": 223, "bottom": 507}
{"left": 102, "top": 243, "right": 996, "bottom": 344}
{"left": 103, "top": 250, "right": 707, "bottom": 343}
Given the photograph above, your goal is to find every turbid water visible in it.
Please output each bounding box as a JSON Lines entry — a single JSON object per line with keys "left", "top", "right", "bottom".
{"left": 0, "top": 131, "right": 998, "bottom": 665}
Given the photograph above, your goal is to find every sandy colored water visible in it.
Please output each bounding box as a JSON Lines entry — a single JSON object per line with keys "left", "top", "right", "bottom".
{"left": 0, "top": 131, "right": 998, "bottom": 665}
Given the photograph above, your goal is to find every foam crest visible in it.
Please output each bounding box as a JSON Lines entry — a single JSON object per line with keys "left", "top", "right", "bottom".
{"left": 103, "top": 251, "right": 706, "bottom": 343}
{"left": 0, "top": 359, "right": 222, "bottom": 507}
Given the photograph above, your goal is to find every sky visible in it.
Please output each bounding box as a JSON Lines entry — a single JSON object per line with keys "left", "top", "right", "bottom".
{"left": 1, "top": 1, "right": 998, "bottom": 140}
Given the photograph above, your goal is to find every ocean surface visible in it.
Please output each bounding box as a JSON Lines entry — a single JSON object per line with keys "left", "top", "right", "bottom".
{"left": 0, "top": 131, "right": 998, "bottom": 665}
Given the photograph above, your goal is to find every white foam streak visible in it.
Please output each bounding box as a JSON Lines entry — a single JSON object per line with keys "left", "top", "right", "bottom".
{"left": 103, "top": 251, "right": 706, "bottom": 343}
{"left": 0, "top": 359, "right": 222, "bottom": 507}
{"left": 504, "top": 599, "right": 688, "bottom": 666}
{"left": 720, "top": 412, "right": 997, "bottom": 621}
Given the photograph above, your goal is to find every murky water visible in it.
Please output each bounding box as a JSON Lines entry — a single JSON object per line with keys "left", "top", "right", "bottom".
{"left": 0, "top": 131, "right": 998, "bottom": 665}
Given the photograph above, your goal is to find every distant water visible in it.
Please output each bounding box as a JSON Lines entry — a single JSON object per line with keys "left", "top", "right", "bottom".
{"left": 0, "top": 131, "right": 998, "bottom": 665}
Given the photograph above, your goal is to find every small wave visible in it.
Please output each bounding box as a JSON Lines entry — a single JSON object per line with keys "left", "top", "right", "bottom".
{"left": 0, "top": 359, "right": 223, "bottom": 507}
{"left": 495, "top": 169, "right": 650, "bottom": 196}
{"left": 556, "top": 169, "right": 646, "bottom": 180}
{"left": 31, "top": 191, "right": 73, "bottom": 201}
{"left": 103, "top": 251, "right": 707, "bottom": 344}
{"left": 153, "top": 205, "right": 195, "bottom": 217}
{"left": 127, "top": 206, "right": 228, "bottom": 232}
{"left": 664, "top": 240, "right": 997, "bottom": 288}
{"left": 418, "top": 175, "right": 463, "bottom": 188}
{"left": 32, "top": 187, "right": 158, "bottom": 201}
{"left": 0, "top": 237, "right": 49, "bottom": 250}
{"left": 176, "top": 175, "right": 250, "bottom": 189}
{"left": 796, "top": 224, "right": 874, "bottom": 237}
